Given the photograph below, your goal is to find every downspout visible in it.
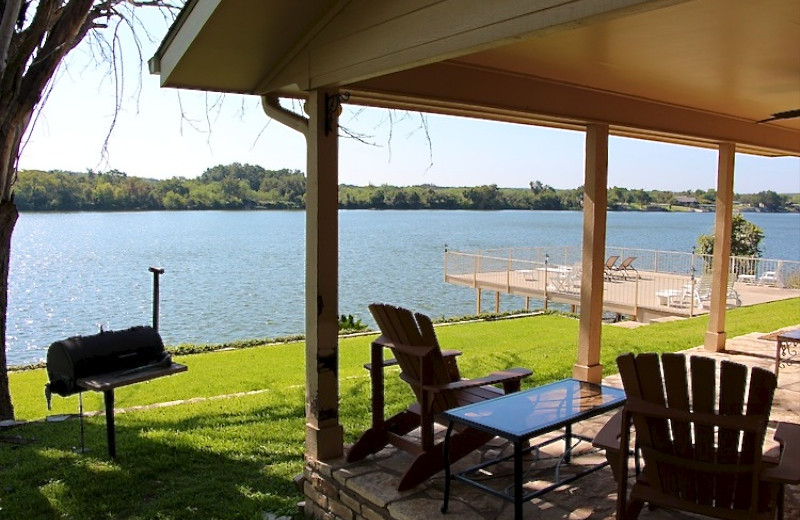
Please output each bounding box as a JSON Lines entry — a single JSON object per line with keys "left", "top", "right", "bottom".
{"left": 261, "top": 94, "right": 309, "bottom": 137}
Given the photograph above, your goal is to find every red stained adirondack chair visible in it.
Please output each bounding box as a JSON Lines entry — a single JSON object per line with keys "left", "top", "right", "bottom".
{"left": 346, "top": 303, "right": 532, "bottom": 490}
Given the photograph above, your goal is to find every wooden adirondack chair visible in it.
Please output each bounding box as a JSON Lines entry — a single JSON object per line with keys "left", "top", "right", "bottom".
{"left": 346, "top": 303, "right": 532, "bottom": 490}
{"left": 594, "top": 353, "right": 800, "bottom": 520}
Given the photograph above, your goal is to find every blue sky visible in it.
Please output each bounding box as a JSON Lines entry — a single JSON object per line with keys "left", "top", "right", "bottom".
{"left": 17, "top": 14, "right": 800, "bottom": 194}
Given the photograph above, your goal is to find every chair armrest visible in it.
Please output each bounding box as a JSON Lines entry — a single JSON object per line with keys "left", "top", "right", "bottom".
{"left": 762, "top": 422, "right": 800, "bottom": 484}
{"left": 363, "top": 348, "right": 460, "bottom": 370}
{"left": 592, "top": 409, "right": 623, "bottom": 451}
{"left": 422, "top": 367, "right": 531, "bottom": 392}
{"left": 363, "top": 358, "right": 399, "bottom": 370}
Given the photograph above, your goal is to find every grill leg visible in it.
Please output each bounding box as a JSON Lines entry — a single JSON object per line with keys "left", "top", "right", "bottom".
{"left": 79, "top": 392, "right": 86, "bottom": 454}
{"left": 103, "top": 390, "right": 116, "bottom": 458}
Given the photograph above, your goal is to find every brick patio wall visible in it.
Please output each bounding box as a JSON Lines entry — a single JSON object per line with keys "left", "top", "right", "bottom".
{"left": 303, "top": 456, "right": 393, "bottom": 520}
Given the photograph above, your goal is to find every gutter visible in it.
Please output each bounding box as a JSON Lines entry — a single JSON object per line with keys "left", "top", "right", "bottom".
{"left": 261, "top": 94, "right": 309, "bottom": 137}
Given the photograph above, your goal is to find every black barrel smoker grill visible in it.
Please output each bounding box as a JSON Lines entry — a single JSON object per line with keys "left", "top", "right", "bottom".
{"left": 44, "top": 267, "right": 186, "bottom": 457}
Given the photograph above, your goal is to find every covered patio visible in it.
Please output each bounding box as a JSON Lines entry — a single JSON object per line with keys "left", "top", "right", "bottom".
{"left": 314, "top": 331, "right": 800, "bottom": 520}
{"left": 150, "top": 1, "right": 800, "bottom": 517}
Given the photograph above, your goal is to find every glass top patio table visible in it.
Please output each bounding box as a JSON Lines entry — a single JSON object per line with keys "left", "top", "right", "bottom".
{"left": 440, "top": 378, "right": 626, "bottom": 442}
{"left": 439, "top": 379, "right": 626, "bottom": 519}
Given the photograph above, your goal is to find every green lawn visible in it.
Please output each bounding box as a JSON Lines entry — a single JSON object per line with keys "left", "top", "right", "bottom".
{"left": 2, "top": 298, "right": 798, "bottom": 519}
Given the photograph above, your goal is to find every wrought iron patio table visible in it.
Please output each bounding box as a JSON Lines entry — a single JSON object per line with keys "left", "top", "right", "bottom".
{"left": 759, "top": 328, "right": 800, "bottom": 377}
{"left": 439, "top": 378, "right": 626, "bottom": 520}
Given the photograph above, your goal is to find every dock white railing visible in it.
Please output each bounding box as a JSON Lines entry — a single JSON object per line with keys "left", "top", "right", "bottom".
{"left": 444, "top": 247, "right": 800, "bottom": 317}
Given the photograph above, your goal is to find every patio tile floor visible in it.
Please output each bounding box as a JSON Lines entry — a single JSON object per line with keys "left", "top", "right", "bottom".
{"left": 334, "top": 328, "right": 800, "bottom": 520}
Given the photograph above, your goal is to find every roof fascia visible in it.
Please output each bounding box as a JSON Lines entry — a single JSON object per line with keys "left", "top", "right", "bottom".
{"left": 149, "top": 0, "right": 222, "bottom": 86}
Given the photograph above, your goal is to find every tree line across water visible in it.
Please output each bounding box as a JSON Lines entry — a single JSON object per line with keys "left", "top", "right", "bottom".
{"left": 15, "top": 163, "right": 800, "bottom": 212}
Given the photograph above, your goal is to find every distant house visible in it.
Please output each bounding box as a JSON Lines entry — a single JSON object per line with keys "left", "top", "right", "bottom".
{"left": 673, "top": 196, "right": 699, "bottom": 207}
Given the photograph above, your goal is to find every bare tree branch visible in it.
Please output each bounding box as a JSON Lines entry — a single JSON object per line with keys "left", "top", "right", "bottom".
{"left": 420, "top": 113, "right": 433, "bottom": 171}
{"left": 16, "top": 0, "right": 96, "bottom": 127}
{"left": 339, "top": 124, "right": 377, "bottom": 146}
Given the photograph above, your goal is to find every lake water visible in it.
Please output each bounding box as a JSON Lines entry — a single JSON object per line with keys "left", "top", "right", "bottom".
{"left": 7, "top": 210, "right": 799, "bottom": 365}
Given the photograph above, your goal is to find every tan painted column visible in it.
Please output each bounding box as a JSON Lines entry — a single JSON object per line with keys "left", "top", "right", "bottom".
{"left": 305, "top": 89, "right": 344, "bottom": 460}
{"left": 574, "top": 124, "right": 608, "bottom": 383}
{"left": 704, "top": 142, "right": 735, "bottom": 352}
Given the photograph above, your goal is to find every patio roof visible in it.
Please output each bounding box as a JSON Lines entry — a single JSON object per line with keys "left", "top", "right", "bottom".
{"left": 150, "top": 0, "right": 800, "bottom": 156}
{"left": 149, "top": 0, "right": 798, "bottom": 476}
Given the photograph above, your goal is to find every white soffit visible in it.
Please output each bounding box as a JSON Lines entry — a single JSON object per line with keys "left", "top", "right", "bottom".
{"left": 452, "top": 0, "right": 800, "bottom": 132}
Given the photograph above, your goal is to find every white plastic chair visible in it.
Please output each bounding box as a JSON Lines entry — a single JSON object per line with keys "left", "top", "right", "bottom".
{"left": 759, "top": 271, "right": 779, "bottom": 286}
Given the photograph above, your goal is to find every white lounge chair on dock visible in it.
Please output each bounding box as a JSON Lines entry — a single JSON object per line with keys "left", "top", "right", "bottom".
{"left": 759, "top": 271, "right": 779, "bottom": 286}
{"left": 696, "top": 273, "right": 741, "bottom": 308}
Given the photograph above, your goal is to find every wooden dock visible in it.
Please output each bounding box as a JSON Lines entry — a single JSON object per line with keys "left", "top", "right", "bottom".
{"left": 445, "top": 266, "right": 800, "bottom": 322}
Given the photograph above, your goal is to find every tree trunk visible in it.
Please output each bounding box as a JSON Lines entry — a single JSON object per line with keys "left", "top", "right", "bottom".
{"left": 0, "top": 198, "right": 18, "bottom": 420}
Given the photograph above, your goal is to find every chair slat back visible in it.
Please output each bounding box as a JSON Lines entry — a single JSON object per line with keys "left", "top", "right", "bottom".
{"left": 618, "top": 353, "right": 777, "bottom": 517}
{"left": 413, "top": 310, "right": 460, "bottom": 410}
{"left": 690, "top": 355, "right": 717, "bottom": 504}
{"left": 716, "top": 361, "right": 747, "bottom": 507}
{"left": 739, "top": 367, "right": 776, "bottom": 511}
{"left": 369, "top": 303, "right": 458, "bottom": 411}
{"left": 661, "top": 354, "right": 694, "bottom": 501}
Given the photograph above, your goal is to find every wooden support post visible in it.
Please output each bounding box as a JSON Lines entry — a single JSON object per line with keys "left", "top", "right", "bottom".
{"left": 476, "top": 288, "right": 482, "bottom": 315}
{"left": 525, "top": 297, "right": 530, "bottom": 311}
{"left": 304, "top": 89, "right": 343, "bottom": 460}
{"left": 574, "top": 124, "right": 608, "bottom": 383}
{"left": 704, "top": 142, "right": 735, "bottom": 352}
{"left": 495, "top": 291, "right": 500, "bottom": 313}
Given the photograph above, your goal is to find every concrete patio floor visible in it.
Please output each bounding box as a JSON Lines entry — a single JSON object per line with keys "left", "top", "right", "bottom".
{"left": 331, "top": 328, "right": 800, "bottom": 520}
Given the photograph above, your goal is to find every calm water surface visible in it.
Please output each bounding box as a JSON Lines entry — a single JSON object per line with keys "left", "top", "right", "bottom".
{"left": 8, "top": 210, "right": 799, "bottom": 365}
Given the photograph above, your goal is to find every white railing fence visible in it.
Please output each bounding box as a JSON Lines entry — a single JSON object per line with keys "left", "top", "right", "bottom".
{"left": 444, "top": 247, "right": 800, "bottom": 315}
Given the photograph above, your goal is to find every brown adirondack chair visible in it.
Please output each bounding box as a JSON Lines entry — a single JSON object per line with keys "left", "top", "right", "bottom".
{"left": 346, "top": 303, "right": 532, "bottom": 490}
{"left": 594, "top": 353, "right": 800, "bottom": 520}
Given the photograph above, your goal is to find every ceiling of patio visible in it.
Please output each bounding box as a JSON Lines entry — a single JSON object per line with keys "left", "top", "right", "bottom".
{"left": 453, "top": 0, "right": 800, "bottom": 134}
{"left": 153, "top": 0, "right": 800, "bottom": 156}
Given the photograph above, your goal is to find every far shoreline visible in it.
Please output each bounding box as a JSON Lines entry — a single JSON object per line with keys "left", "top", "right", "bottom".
{"left": 15, "top": 205, "right": 800, "bottom": 214}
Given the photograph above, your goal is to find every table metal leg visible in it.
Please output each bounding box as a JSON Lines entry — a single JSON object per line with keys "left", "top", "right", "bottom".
{"left": 441, "top": 422, "right": 455, "bottom": 514}
{"left": 103, "top": 389, "right": 116, "bottom": 458}
{"left": 514, "top": 440, "right": 523, "bottom": 520}
{"left": 564, "top": 423, "right": 572, "bottom": 464}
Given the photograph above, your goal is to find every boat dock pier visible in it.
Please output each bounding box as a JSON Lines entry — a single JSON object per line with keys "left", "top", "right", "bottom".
{"left": 444, "top": 247, "right": 800, "bottom": 322}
